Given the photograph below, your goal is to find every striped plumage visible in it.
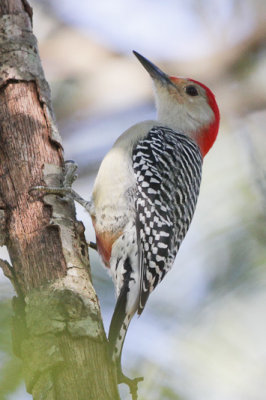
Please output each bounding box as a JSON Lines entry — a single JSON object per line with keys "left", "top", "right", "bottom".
{"left": 133, "top": 126, "right": 202, "bottom": 313}
{"left": 107, "top": 124, "right": 202, "bottom": 379}
{"left": 90, "top": 52, "right": 220, "bottom": 395}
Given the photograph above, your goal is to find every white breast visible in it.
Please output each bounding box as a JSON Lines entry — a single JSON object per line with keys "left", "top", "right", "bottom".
{"left": 91, "top": 120, "right": 156, "bottom": 233}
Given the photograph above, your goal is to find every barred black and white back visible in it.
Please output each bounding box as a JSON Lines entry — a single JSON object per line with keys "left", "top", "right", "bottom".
{"left": 132, "top": 126, "right": 202, "bottom": 313}
{"left": 91, "top": 52, "right": 219, "bottom": 394}
{"left": 108, "top": 125, "right": 202, "bottom": 367}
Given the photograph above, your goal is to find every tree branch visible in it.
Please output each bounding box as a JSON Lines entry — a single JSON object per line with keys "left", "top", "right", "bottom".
{"left": 0, "top": 1, "right": 119, "bottom": 399}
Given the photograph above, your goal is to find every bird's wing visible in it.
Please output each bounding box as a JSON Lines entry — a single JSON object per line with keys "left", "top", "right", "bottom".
{"left": 132, "top": 126, "right": 202, "bottom": 314}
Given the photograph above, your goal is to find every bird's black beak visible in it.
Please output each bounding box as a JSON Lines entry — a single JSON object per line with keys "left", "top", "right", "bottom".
{"left": 133, "top": 51, "right": 174, "bottom": 86}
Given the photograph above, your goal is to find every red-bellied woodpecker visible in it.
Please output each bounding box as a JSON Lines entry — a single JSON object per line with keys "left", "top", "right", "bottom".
{"left": 31, "top": 51, "right": 220, "bottom": 399}
{"left": 92, "top": 51, "right": 219, "bottom": 388}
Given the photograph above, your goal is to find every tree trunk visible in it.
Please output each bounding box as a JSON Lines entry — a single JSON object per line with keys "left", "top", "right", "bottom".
{"left": 0, "top": 1, "right": 120, "bottom": 399}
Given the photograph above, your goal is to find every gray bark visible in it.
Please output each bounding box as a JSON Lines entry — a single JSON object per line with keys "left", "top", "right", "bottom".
{"left": 0, "top": 1, "right": 120, "bottom": 399}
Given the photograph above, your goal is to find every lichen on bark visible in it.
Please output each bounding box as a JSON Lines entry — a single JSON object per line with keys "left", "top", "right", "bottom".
{"left": 0, "top": 10, "right": 61, "bottom": 145}
{"left": 0, "top": 1, "right": 120, "bottom": 399}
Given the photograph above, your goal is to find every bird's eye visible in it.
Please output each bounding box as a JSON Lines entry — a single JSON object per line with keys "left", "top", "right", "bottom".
{"left": 185, "top": 85, "right": 198, "bottom": 96}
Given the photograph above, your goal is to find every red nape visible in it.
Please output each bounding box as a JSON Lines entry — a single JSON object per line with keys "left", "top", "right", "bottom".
{"left": 196, "top": 121, "right": 219, "bottom": 157}
{"left": 189, "top": 78, "right": 220, "bottom": 157}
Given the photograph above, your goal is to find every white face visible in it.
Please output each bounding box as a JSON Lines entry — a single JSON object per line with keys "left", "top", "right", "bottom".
{"left": 154, "top": 78, "right": 215, "bottom": 136}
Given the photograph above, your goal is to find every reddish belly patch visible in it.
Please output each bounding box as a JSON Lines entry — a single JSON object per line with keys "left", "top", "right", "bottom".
{"left": 92, "top": 218, "right": 122, "bottom": 267}
{"left": 96, "top": 231, "right": 122, "bottom": 267}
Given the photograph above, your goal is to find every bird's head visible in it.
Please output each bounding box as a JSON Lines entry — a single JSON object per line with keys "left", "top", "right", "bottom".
{"left": 133, "top": 51, "right": 220, "bottom": 157}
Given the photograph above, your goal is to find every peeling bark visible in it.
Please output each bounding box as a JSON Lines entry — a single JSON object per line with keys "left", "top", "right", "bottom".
{"left": 0, "top": 1, "right": 120, "bottom": 399}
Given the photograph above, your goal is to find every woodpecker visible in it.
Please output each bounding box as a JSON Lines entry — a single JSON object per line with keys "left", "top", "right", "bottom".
{"left": 31, "top": 51, "right": 220, "bottom": 398}
{"left": 91, "top": 51, "right": 220, "bottom": 389}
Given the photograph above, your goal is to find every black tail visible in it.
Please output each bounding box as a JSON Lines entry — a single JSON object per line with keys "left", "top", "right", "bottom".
{"left": 109, "top": 256, "right": 136, "bottom": 366}
{"left": 108, "top": 255, "right": 144, "bottom": 399}
{"left": 108, "top": 285, "right": 144, "bottom": 399}
{"left": 108, "top": 283, "right": 133, "bottom": 374}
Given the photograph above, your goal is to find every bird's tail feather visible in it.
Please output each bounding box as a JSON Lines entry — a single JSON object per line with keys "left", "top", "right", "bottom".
{"left": 108, "top": 283, "right": 134, "bottom": 372}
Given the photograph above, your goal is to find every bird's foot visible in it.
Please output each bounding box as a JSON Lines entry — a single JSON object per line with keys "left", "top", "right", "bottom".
{"left": 29, "top": 160, "right": 92, "bottom": 213}
{"left": 117, "top": 370, "right": 143, "bottom": 400}
{"left": 62, "top": 160, "right": 78, "bottom": 188}
{"left": 87, "top": 241, "right": 97, "bottom": 251}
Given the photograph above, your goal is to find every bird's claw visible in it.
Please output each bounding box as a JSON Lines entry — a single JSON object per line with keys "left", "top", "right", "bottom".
{"left": 63, "top": 160, "right": 78, "bottom": 188}
{"left": 29, "top": 185, "right": 73, "bottom": 198}
{"left": 29, "top": 161, "right": 92, "bottom": 213}
{"left": 117, "top": 371, "right": 143, "bottom": 400}
{"left": 87, "top": 241, "right": 97, "bottom": 251}
{"left": 29, "top": 160, "right": 78, "bottom": 198}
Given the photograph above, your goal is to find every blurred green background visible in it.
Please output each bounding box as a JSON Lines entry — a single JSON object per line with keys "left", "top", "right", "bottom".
{"left": 0, "top": 0, "right": 266, "bottom": 399}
